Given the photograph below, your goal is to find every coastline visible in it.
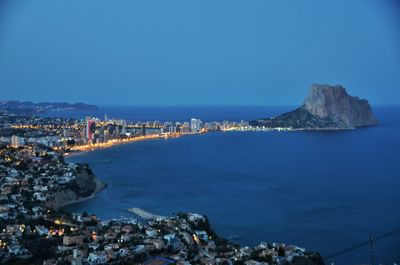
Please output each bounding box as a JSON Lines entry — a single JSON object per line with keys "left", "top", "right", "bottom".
{"left": 59, "top": 125, "right": 359, "bottom": 212}
{"left": 52, "top": 126, "right": 336, "bottom": 264}
{"left": 55, "top": 179, "right": 107, "bottom": 210}
{"left": 63, "top": 133, "right": 186, "bottom": 155}
{"left": 62, "top": 126, "right": 357, "bottom": 158}
{"left": 46, "top": 164, "right": 108, "bottom": 210}
{"left": 59, "top": 134, "right": 189, "bottom": 209}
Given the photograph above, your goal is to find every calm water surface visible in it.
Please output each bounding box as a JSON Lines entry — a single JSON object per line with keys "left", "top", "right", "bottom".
{"left": 62, "top": 106, "right": 400, "bottom": 264}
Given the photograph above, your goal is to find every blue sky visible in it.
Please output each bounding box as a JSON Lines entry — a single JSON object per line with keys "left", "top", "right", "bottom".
{"left": 0, "top": 0, "right": 399, "bottom": 105}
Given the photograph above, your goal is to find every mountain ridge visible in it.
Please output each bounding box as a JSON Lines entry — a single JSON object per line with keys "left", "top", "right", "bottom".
{"left": 0, "top": 100, "right": 98, "bottom": 112}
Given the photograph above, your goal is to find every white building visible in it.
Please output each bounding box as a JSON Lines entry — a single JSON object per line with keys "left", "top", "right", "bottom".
{"left": 190, "top": 118, "right": 202, "bottom": 132}
{"left": 11, "top": 135, "right": 25, "bottom": 147}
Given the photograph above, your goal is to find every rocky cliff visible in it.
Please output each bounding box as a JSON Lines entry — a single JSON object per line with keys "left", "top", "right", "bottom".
{"left": 46, "top": 164, "right": 106, "bottom": 209}
{"left": 250, "top": 84, "right": 378, "bottom": 129}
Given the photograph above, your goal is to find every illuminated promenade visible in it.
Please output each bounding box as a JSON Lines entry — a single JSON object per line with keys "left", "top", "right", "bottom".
{"left": 64, "top": 126, "right": 294, "bottom": 155}
{"left": 66, "top": 133, "right": 183, "bottom": 153}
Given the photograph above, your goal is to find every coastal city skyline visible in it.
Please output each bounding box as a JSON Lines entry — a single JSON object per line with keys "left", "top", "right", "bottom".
{"left": 1, "top": 84, "right": 397, "bottom": 264}
{"left": 1, "top": 1, "right": 400, "bottom": 264}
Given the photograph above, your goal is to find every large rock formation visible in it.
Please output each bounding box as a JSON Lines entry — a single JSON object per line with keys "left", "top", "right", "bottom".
{"left": 46, "top": 164, "right": 106, "bottom": 209}
{"left": 250, "top": 84, "right": 378, "bottom": 129}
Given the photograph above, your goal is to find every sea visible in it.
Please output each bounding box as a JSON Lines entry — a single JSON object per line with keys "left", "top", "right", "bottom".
{"left": 42, "top": 106, "right": 400, "bottom": 264}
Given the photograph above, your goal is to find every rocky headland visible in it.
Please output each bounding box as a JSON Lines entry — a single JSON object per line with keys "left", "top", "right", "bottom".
{"left": 250, "top": 84, "right": 378, "bottom": 130}
{"left": 46, "top": 163, "right": 106, "bottom": 209}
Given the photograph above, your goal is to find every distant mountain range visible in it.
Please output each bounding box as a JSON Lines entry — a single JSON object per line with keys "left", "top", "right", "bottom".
{"left": 0, "top": 100, "right": 98, "bottom": 112}
{"left": 250, "top": 84, "right": 378, "bottom": 129}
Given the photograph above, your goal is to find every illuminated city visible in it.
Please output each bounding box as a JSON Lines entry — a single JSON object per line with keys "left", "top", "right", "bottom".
{"left": 1, "top": 0, "right": 399, "bottom": 264}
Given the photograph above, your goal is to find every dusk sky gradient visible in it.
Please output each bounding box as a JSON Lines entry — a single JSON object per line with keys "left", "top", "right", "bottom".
{"left": 0, "top": 0, "right": 399, "bottom": 105}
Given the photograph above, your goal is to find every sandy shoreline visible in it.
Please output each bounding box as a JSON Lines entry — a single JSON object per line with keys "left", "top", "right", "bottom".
{"left": 62, "top": 132, "right": 205, "bottom": 157}
{"left": 68, "top": 134, "right": 182, "bottom": 152}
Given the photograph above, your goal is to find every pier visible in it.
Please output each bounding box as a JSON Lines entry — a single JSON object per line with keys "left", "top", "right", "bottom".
{"left": 128, "top": 207, "right": 166, "bottom": 220}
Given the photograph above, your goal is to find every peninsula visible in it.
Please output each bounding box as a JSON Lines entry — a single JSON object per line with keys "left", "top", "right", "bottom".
{"left": 0, "top": 100, "right": 98, "bottom": 113}
{"left": 250, "top": 84, "right": 378, "bottom": 130}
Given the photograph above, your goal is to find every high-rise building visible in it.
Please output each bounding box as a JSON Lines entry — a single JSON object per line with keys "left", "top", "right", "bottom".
{"left": 86, "top": 117, "right": 95, "bottom": 143}
{"left": 11, "top": 135, "right": 25, "bottom": 147}
{"left": 141, "top": 124, "right": 146, "bottom": 136}
{"left": 190, "top": 118, "right": 202, "bottom": 132}
{"left": 181, "top": 122, "right": 191, "bottom": 133}
{"left": 63, "top": 128, "right": 71, "bottom": 138}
